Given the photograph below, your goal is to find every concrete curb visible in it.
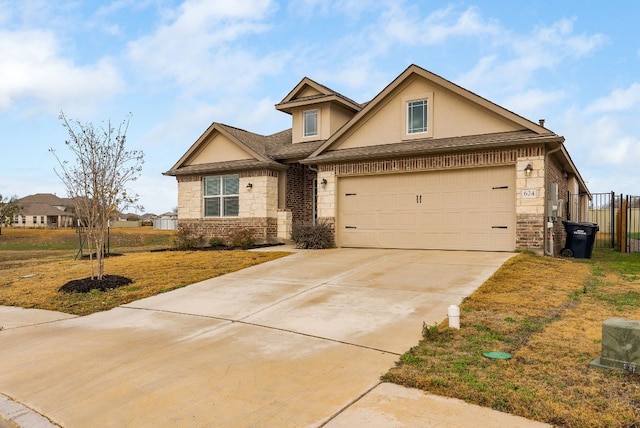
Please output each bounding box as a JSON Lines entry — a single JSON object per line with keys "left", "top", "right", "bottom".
{"left": 0, "top": 394, "right": 59, "bottom": 428}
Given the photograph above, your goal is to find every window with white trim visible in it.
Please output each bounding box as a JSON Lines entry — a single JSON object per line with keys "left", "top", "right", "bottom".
{"left": 303, "top": 109, "right": 318, "bottom": 137}
{"left": 407, "top": 99, "right": 428, "bottom": 134}
{"left": 203, "top": 175, "right": 239, "bottom": 217}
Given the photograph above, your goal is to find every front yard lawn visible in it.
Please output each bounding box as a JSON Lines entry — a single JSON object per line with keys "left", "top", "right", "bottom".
{"left": 0, "top": 250, "right": 290, "bottom": 316}
{"left": 383, "top": 250, "right": 640, "bottom": 428}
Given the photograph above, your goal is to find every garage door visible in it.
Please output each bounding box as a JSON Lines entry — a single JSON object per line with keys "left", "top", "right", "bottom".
{"left": 337, "top": 166, "right": 515, "bottom": 251}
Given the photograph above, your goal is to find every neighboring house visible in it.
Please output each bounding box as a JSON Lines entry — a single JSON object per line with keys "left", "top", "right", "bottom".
{"left": 165, "top": 64, "right": 589, "bottom": 254}
{"left": 14, "top": 193, "right": 75, "bottom": 228}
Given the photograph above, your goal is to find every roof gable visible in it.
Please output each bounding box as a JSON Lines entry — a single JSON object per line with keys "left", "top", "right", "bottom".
{"left": 275, "top": 77, "right": 361, "bottom": 114}
{"left": 309, "top": 64, "right": 553, "bottom": 158}
{"left": 167, "top": 123, "right": 272, "bottom": 172}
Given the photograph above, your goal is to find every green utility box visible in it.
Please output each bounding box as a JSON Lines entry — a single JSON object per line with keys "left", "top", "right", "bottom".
{"left": 590, "top": 318, "right": 640, "bottom": 373}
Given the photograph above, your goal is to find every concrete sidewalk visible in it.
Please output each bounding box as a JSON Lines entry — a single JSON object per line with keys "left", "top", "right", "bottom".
{"left": 0, "top": 249, "right": 549, "bottom": 427}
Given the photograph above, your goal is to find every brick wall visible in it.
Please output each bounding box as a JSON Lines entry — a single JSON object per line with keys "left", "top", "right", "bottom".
{"left": 516, "top": 214, "right": 545, "bottom": 249}
{"left": 318, "top": 147, "right": 544, "bottom": 175}
{"left": 285, "top": 163, "right": 317, "bottom": 225}
{"left": 546, "top": 154, "right": 570, "bottom": 254}
{"left": 178, "top": 217, "right": 278, "bottom": 244}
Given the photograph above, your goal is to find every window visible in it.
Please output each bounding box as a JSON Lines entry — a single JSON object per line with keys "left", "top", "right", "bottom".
{"left": 13, "top": 215, "right": 18, "bottom": 224}
{"left": 204, "top": 175, "right": 239, "bottom": 217}
{"left": 303, "top": 110, "right": 318, "bottom": 137}
{"left": 33, "top": 216, "right": 37, "bottom": 224}
{"left": 41, "top": 216, "right": 45, "bottom": 224}
{"left": 21, "top": 215, "right": 26, "bottom": 224}
{"left": 407, "top": 99, "right": 428, "bottom": 134}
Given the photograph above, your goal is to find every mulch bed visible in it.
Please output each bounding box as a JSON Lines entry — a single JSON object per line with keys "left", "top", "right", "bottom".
{"left": 59, "top": 275, "right": 132, "bottom": 293}
{"left": 150, "top": 243, "right": 284, "bottom": 252}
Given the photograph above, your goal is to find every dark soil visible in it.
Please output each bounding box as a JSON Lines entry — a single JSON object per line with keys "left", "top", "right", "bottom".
{"left": 150, "top": 242, "right": 284, "bottom": 252}
{"left": 79, "top": 253, "right": 123, "bottom": 260}
{"left": 59, "top": 275, "right": 132, "bottom": 293}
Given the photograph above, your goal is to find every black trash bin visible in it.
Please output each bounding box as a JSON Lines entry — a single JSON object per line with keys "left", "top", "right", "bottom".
{"left": 561, "top": 221, "right": 599, "bottom": 258}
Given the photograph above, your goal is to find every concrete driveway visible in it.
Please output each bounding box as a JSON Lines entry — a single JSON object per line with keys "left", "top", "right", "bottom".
{"left": 0, "top": 248, "right": 548, "bottom": 427}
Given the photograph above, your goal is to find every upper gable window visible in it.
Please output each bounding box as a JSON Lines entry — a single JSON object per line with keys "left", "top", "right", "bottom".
{"left": 407, "top": 100, "right": 428, "bottom": 134}
{"left": 303, "top": 109, "right": 318, "bottom": 137}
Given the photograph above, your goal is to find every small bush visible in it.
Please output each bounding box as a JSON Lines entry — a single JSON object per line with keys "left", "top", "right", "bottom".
{"left": 422, "top": 322, "right": 439, "bottom": 341}
{"left": 173, "top": 224, "right": 204, "bottom": 249}
{"left": 209, "top": 236, "right": 226, "bottom": 248}
{"left": 227, "top": 228, "right": 256, "bottom": 249}
{"left": 290, "top": 221, "right": 335, "bottom": 249}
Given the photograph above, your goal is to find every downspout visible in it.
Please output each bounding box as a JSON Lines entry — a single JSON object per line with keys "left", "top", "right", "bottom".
{"left": 544, "top": 141, "right": 564, "bottom": 256}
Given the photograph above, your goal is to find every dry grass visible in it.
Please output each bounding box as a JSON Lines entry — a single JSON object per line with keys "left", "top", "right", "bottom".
{"left": 384, "top": 251, "right": 640, "bottom": 428}
{"left": 0, "top": 228, "right": 290, "bottom": 316}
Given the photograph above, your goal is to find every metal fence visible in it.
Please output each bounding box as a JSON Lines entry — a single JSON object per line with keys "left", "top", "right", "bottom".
{"left": 578, "top": 192, "right": 640, "bottom": 252}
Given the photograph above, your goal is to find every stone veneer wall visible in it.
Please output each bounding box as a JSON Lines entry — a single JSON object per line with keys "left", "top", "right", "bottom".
{"left": 317, "top": 146, "right": 548, "bottom": 251}
{"left": 176, "top": 170, "right": 280, "bottom": 243}
{"left": 515, "top": 155, "right": 545, "bottom": 251}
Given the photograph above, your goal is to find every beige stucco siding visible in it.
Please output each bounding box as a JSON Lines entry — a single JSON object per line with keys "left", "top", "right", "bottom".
{"left": 292, "top": 103, "right": 356, "bottom": 144}
{"left": 298, "top": 86, "right": 323, "bottom": 98}
{"left": 335, "top": 76, "right": 523, "bottom": 150}
{"left": 329, "top": 104, "right": 356, "bottom": 135}
{"left": 186, "top": 133, "right": 254, "bottom": 165}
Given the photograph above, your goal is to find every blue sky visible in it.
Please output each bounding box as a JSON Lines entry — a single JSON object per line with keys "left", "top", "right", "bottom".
{"left": 1, "top": 0, "right": 639, "bottom": 214}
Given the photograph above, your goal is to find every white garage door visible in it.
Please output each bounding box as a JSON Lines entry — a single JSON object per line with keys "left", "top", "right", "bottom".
{"left": 337, "top": 166, "right": 515, "bottom": 251}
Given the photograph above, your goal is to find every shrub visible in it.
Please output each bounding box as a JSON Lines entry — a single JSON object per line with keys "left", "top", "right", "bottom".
{"left": 173, "top": 224, "right": 204, "bottom": 249}
{"left": 290, "top": 221, "right": 335, "bottom": 249}
{"left": 209, "top": 236, "right": 226, "bottom": 248}
{"left": 227, "top": 228, "right": 256, "bottom": 249}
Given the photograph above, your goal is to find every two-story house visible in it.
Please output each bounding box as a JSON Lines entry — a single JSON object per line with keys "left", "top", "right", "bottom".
{"left": 164, "top": 64, "right": 590, "bottom": 254}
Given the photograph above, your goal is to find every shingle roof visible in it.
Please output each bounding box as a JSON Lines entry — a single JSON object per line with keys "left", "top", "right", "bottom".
{"left": 14, "top": 194, "right": 75, "bottom": 217}
{"left": 302, "top": 130, "right": 562, "bottom": 164}
{"left": 18, "top": 203, "right": 71, "bottom": 216}
{"left": 275, "top": 77, "right": 362, "bottom": 113}
{"left": 167, "top": 159, "right": 286, "bottom": 176}
{"left": 164, "top": 125, "right": 326, "bottom": 176}
{"left": 16, "top": 193, "right": 71, "bottom": 206}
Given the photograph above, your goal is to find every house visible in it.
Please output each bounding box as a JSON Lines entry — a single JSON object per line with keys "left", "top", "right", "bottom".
{"left": 14, "top": 193, "right": 75, "bottom": 228}
{"left": 164, "top": 64, "right": 589, "bottom": 254}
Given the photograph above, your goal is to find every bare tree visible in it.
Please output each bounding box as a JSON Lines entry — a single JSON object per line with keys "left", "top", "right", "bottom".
{"left": 51, "top": 112, "right": 144, "bottom": 280}
{"left": 0, "top": 194, "right": 21, "bottom": 236}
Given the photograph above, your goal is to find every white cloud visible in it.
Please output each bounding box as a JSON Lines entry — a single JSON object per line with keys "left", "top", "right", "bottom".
{"left": 288, "top": 0, "right": 380, "bottom": 19}
{"left": 307, "top": 5, "right": 501, "bottom": 95}
{"left": 0, "top": 29, "right": 123, "bottom": 114}
{"left": 458, "top": 18, "right": 606, "bottom": 94}
{"left": 126, "top": 0, "right": 284, "bottom": 94}
{"left": 502, "top": 89, "right": 566, "bottom": 119}
{"left": 420, "top": 6, "right": 501, "bottom": 44}
{"left": 585, "top": 83, "right": 640, "bottom": 114}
